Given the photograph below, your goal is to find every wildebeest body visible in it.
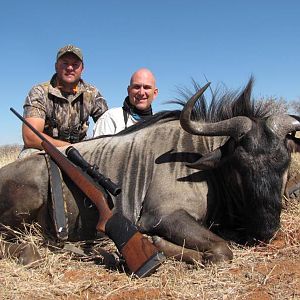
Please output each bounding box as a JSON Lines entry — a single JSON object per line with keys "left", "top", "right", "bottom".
{"left": 1, "top": 79, "right": 299, "bottom": 265}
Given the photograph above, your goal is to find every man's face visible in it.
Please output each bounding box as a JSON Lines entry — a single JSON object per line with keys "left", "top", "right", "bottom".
{"left": 127, "top": 71, "right": 158, "bottom": 110}
{"left": 55, "top": 53, "right": 83, "bottom": 86}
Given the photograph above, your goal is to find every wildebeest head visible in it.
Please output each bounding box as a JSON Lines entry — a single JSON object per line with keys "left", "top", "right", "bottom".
{"left": 179, "top": 78, "right": 300, "bottom": 243}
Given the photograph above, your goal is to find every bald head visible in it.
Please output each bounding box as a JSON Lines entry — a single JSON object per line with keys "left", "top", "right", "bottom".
{"left": 130, "top": 68, "right": 156, "bottom": 87}
{"left": 127, "top": 68, "right": 158, "bottom": 111}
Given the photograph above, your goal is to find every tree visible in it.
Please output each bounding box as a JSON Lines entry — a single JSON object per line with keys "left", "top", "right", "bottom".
{"left": 255, "top": 96, "right": 289, "bottom": 115}
{"left": 290, "top": 99, "right": 300, "bottom": 115}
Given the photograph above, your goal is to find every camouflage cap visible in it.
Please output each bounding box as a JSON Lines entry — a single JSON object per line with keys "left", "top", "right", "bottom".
{"left": 56, "top": 45, "right": 83, "bottom": 61}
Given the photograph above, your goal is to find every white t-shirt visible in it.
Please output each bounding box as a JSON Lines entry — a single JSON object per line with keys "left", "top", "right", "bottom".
{"left": 93, "top": 107, "right": 137, "bottom": 136}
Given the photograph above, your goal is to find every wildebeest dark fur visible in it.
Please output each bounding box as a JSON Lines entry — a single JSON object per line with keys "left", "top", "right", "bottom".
{"left": 0, "top": 78, "right": 299, "bottom": 266}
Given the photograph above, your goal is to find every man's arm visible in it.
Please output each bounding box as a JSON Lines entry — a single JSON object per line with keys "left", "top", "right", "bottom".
{"left": 23, "top": 85, "right": 70, "bottom": 149}
{"left": 93, "top": 111, "right": 117, "bottom": 137}
{"left": 90, "top": 89, "right": 108, "bottom": 122}
{"left": 22, "top": 117, "right": 70, "bottom": 149}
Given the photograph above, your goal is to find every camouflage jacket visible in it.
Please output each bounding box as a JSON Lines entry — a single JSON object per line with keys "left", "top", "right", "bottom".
{"left": 23, "top": 74, "right": 108, "bottom": 143}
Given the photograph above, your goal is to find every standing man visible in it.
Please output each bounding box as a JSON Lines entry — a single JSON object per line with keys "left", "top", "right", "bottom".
{"left": 20, "top": 45, "right": 108, "bottom": 158}
{"left": 93, "top": 68, "right": 158, "bottom": 136}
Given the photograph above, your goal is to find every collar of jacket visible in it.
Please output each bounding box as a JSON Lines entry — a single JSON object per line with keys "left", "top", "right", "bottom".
{"left": 48, "top": 74, "right": 85, "bottom": 100}
{"left": 122, "top": 96, "right": 153, "bottom": 120}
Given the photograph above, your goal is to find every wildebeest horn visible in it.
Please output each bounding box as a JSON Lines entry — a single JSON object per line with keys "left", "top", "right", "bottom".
{"left": 180, "top": 83, "right": 252, "bottom": 140}
{"left": 266, "top": 114, "right": 300, "bottom": 138}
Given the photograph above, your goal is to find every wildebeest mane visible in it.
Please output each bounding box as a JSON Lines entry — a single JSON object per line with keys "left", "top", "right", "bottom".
{"left": 89, "top": 111, "right": 181, "bottom": 141}
{"left": 171, "top": 77, "right": 272, "bottom": 123}
{"left": 89, "top": 77, "right": 272, "bottom": 140}
{"left": 115, "top": 110, "right": 181, "bottom": 136}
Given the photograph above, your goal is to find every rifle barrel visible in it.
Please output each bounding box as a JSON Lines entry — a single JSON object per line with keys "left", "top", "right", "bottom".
{"left": 10, "top": 107, "right": 47, "bottom": 143}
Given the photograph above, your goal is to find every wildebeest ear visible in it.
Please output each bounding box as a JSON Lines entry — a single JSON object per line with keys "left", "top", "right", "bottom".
{"left": 286, "top": 133, "right": 300, "bottom": 153}
{"left": 186, "top": 138, "right": 236, "bottom": 170}
{"left": 186, "top": 148, "right": 222, "bottom": 170}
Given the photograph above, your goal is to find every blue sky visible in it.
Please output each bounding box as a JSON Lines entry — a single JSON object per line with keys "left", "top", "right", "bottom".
{"left": 1, "top": 0, "right": 300, "bottom": 145}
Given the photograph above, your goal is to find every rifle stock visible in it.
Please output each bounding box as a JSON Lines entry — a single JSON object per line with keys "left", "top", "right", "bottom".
{"left": 41, "top": 141, "right": 112, "bottom": 232}
{"left": 11, "top": 107, "right": 165, "bottom": 277}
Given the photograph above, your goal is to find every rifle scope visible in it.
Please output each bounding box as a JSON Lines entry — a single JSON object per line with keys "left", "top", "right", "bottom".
{"left": 66, "top": 146, "right": 121, "bottom": 196}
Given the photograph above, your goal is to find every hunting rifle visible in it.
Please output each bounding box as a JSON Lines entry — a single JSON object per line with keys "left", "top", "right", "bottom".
{"left": 11, "top": 107, "right": 165, "bottom": 278}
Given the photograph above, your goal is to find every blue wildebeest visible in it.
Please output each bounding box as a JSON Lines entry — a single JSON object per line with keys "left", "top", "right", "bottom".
{"left": 0, "top": 79, "right": 299, "bottom": 265}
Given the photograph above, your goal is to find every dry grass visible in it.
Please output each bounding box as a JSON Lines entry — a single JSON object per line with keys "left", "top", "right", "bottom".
{"left": 0, "top": 148, "right": 299, "bottom": 299}
{"left": 0, "top": 199, "right": 298, "bottom": 300}
{"left": 288, "top": 152, "right": 300, "bottom": 179}
{"left": 0, "top": 144, "right": 21, "bottom": 168}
